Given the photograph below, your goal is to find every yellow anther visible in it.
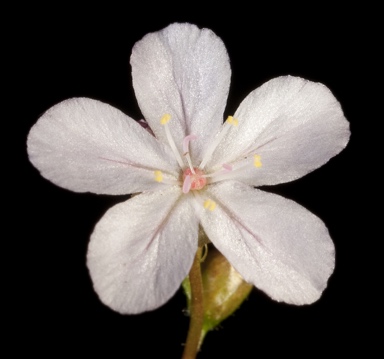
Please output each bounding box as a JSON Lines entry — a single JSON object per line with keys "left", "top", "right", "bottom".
{"left": 203, "top": 199, "right": 216, "bottom": 211}
{"left": 254, "top": 154, "right": 262, "bottom": 168}
{"left": 160, "top": 114, "right": 171, "bottom": 125}
{"left": 154, "top": 170, "right": 163, "bottom": 182}
{"left": 226, "top": 116, "right": 239, "bottom": 126}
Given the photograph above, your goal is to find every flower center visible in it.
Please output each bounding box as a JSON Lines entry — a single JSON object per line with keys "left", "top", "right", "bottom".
{"left": 154, "top": 113, "right": 263, "bottom": 198}
{"left": 182, "top": 167, "right": 207, "bottom": 192}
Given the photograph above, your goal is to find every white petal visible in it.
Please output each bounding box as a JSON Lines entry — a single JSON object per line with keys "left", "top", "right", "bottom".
{"left": 131, "top": 23, "right": 231, "bottom": 162}
{"left": 27, "top": 98, "right": 179, "bottom": 194}
{"left": 200, "top": 181, "right": 335, "bottom": 305}
{"left": 87, "top": 187, "right": 199, "bottom": 314}
{"left": 207, "top": 76, "right": 350, "bottom": 186}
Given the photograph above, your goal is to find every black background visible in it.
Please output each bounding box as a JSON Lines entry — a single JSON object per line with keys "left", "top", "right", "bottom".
{"left": 16, "top": 5, "right": 377, "bottom": 358}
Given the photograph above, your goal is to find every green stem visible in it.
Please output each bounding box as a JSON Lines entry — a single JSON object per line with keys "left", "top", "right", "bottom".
{"left": 182, "top": 246, "right": 204, "bottom": 359}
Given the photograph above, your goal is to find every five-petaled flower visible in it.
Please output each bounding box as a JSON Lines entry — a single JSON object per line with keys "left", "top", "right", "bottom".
{"left": 27, "top": 23, "right": 350, "bottom": 314}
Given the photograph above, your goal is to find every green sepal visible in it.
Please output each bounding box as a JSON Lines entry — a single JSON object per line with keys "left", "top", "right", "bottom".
{"left": 182, "top": 244, "right": 252, "bottom": 345}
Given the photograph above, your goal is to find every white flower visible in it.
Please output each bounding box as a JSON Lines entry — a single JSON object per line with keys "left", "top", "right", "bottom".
{"left": 27, "top": 23, "right": 350, "bottom": 314}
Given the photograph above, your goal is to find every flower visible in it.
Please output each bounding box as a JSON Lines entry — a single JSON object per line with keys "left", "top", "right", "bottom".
{"left": 27, "top": 23, "right": 350, "bottom": 314}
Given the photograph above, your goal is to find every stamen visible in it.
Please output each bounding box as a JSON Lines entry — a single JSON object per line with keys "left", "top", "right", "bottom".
{"left": 160, "top": 114, "right": 184, "bottom": 168}
{"left": 153, "top": 170, "right": 179, "bottom": 185}
{"left": 199, "top": 116, "right": 239, "bottom": 170}
{"left": 182, "top": 174, "right": 192, "bottom": 193}
{"left": 226, "top": 116, "right": 239, "bottom": 126}
{"left": 203, "top": 163, "right": 233, "bottom": 178}
{"left": 208, "top": 154, "right": 263, "bottom": 184}
{"left": 191, "top": 192, "right": 216, "bottom": 216}
{"left": 254, "top": 154, "right": 262, "bottom": 168}
{"left": 160, "top": 114, "right": 171, "bottom": 125}
{"left": 203, "top": 199, "right": 217, "bottom": 211}
{"left": 154, "top": 170, "right": 163, "bottom": 182}
{"left": 183, "top": 134, "right": 197, "bottom": 173}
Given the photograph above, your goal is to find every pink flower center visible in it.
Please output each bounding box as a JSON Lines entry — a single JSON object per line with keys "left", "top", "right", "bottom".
{"left": 157, "top": 113, "right": 261, "bottom": 196}
{"left": 182, "top": 168, "right": 207, "bottom": 191}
